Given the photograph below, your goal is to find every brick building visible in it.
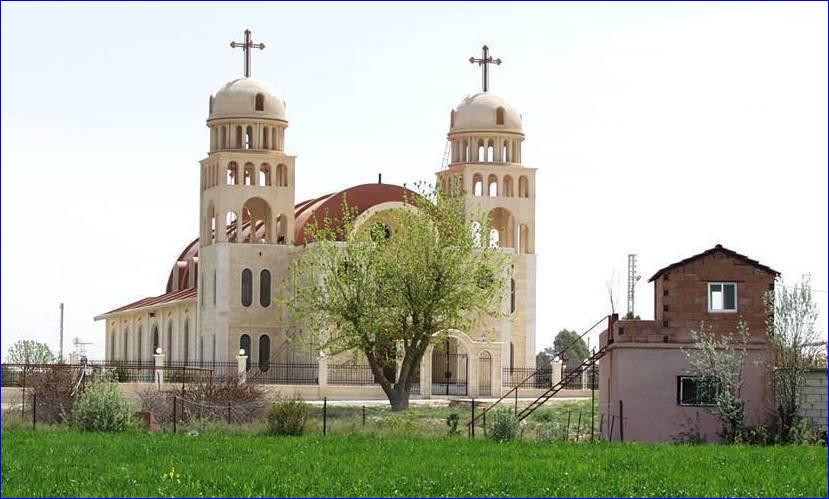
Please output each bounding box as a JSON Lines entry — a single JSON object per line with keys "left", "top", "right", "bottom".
{"left": 599, "top": 244, "right": 779, "bottom": 442}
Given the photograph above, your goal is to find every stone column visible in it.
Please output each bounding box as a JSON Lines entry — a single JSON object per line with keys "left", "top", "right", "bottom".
{"left": 420, "top": 352, "right": 431, "bottom": 399}
{"left": 237, "top": 354, "right": 248, "bottom": 384}
{"left": 318, "top": 354, "right": 328, "bottom": 387}
{"left": 153, "top": 352, "right": 165, "bottom": 386}
{"left": 550, "top": 360, "right": 562, "bottom": 387}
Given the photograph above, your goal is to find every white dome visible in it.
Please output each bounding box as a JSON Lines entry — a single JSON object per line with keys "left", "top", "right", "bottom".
{"left": 209, "top": 77, "right": 286, "bottom": 122}
{"left": 450, "top": 92, "right": 522, "bottom": 133}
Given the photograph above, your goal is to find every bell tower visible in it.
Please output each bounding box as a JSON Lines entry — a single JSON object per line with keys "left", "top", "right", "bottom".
{"left": 197, "top": 29, "right": 297, "bottom": 362}
{"left": 437, "top": 45, "right": 537, "bottom": 369}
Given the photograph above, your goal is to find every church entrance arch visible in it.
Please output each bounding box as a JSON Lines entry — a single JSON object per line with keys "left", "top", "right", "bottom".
{"left": 431, "top": 337, "right": 468, "bottom": 396}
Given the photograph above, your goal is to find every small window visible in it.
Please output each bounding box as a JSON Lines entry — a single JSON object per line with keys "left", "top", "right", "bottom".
{"left": 708, "top": 282, "right": 737, "bottom": 312}
{"left": 255, "top": 93, "right": 264, "bottom": 111}
{"left": 677, "top": 376, "right": 719, "bottom": 406}
{"left": 510, "top": 278, "right": 516, "bottom": 313}
{"left": 260, "top": 269, "right": 271, "bottom": 307}
{"left": 241, "top": 269, "right": 253, "bottom": 307}
{"left": 496, "top": 107, "right": 505, "bottom": 125}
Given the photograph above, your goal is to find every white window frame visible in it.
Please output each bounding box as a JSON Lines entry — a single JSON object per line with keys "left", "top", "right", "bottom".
{"left": 678, "top": 376, "right": 718, "bottom": 407}
{"left": 707, "top": 282, "right": 737, "bottom": 313}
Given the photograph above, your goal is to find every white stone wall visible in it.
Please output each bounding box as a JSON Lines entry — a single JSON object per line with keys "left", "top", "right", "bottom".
{"left": 799, "top": 368, "right": 828, "bottom": 428}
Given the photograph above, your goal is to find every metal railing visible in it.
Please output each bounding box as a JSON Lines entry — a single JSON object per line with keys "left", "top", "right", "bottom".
{"left": 328, "top": 364, "right": 377, "bottom": 386}
{"left": 502, "top": 366, "right": 553, "bottom": 388}
{"left": 248, "top": 362, "right": 319, "bottom": 385}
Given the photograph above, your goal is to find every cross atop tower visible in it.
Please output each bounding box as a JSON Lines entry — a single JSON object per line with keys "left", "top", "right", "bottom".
{"left": 469, "top": 45, "right": 502, "bottom": 93}
{"left": 230, "top": 29, "right": 265, "bottom": 78}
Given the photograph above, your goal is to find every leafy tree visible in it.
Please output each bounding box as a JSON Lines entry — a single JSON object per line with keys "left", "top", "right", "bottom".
{"left": 553, "top": 329, "right": 589, "bottom": 370}
{"left": 684, "top": 321, "right": 749, "bottom": 443}
{"left": 289, "top": 182, "right": 508, "bottom": 411}
{"left": 535, "top": 346, "right": 557, "bottom": 367}
{"left": 5, "top": 340, "right": 55, "bottom": 364}
{"left": 765, "top": 275, "right": 822, "bottom": 441}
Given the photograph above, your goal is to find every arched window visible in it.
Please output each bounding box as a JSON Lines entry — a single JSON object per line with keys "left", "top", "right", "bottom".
{"left": 276, "top": 214, "right": 287, "bottom": 244}
{"left": 226, "top": 211, "right": 238, "bottom": 242}
{"left": 496, "top": 107, "right": 505, "bottom": 125}
{"left": 240, "top": 334, "right": 251, "bottom": 371}
{"left": 244, "top": 163, "right": 255, "bottom": 186}
{"left": 502, "top": 142, "right": 509, "bottom": 162}
{"left": 255, "top": 93, "right": 265, "bottom": 111}
{"left": 220, "top": 127, "right": 226, "bottom": 150}
{"left": 122, "top": 328, "right": 129, "bottom": 361}
{"left": 503, "top": 175, "right": 514, "bottom": 197}
{"left": 245, "top": 126, "right": 254, "bottom": 149}
{"left": 471, "top": 221, "right": 482, "bottom": 248}
{"left": 259, "top": 164, "right": 271, "bottom": 186}
{"left": 241, "top": 269, "right": 253, "bottom": 307}
{"left": 487, "top": 174, "right": 498, "bottom": 197}
{"left": 487, "top": 140, "right": 495, "bottom": 163}
{"left": 477, "top": 140, "right": 485, "bottom": 162}
{"left": 227, "top": 161, "right": 238, "bottom": 185}
{"left": 166, "top": 322, "right": 173, "bottom": 362}
{"left": 260, "top": 269, "right": 271, "bottom": 307}
{"left": 462, "top": 140, "right": 469, "bottom": 162}
{"left": 183, "top": 319, "right": 190, "bottom": 363}
{"left": 213, "top": 269, "right": 217, "bottom": 306}
{"left": 518, "top": 176, "right": 529, "bottom": 198}
{"left": 152, "top": 326, "right": 159, "bottom": 354}
{"left": 235, "top": 126, "right": 243, "bottom": 148}
{"left": 242, "top": 197, "right": 273, "bottom": 243}
{"left": 109, "top": 329, "right": 115, "bottom": 360}
{"left": 259, "top": 335, "right": 271, "bottom": 372}
{"left": 488, "top": 228, "right": 499, "bottom": 249}
{"left": 472, "top": 174, "right": 483, "bottom": 197}
{"left": 510, "top": 278, "right": 516, "bottom": 313}
{"left": 519, "top": 224, "right": 531, "bottom": 254}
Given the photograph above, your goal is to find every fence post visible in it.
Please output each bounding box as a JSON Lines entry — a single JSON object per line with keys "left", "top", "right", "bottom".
{"left": 362, "top": 405, "right": 366, "bottom": 426}
{"left": 599, "top": 413, "right": 604, "bottom": 442}
{"left": 32, "top": 393, "right": 36, "bottom": 431}
{"left": 227, "top": 402, "right": 231, "bottom": 425}
{"left": 318, "top": 353, "right": 328, "bottom": 389}
{"left": 609, "top": 415, "right": 615, "bottom": 442}
{"left": 471, "top": 398, "right": 475, "bottom": 438}
{"left": 550, "top": 359, "right": 562, "bottom": 387}
{"left": 619, "top": 400, "right": 624, "bottom": 442}
{"left": 575, "top": 412, "right": 582, "bottom": 443}
{"left": 514, "top": 387, "right": 518, "bottom": 416}
{"left": 565, "top": 410, "right": 571, "bottom": 441}
{"left": 173, "top": 396, "right": 177, "bottom": 434}
{"left": 154, "top": 352, "right": 165, "bottom": 387}
{"left": 323, "top": 397, "right": 327, "bottom": 436}
{"left": 236, "top": 353, "right": 247, "bottom": 384}
{"left": 590, "top": 348, "right": 596, "bottom": 442}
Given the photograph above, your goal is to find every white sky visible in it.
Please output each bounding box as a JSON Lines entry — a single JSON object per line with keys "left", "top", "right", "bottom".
{"left": 2, "top": 2, "right": 827, "bottom": 360}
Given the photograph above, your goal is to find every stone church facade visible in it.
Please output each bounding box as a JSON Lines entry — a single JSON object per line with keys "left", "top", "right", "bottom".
{"left": 95, "top": 35, "right": 537, "bottom": 399}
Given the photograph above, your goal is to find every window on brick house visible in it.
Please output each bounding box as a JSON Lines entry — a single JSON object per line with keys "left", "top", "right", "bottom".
{"left": 708, "top": 282, "right": 737, "bottom": 312}
{"left": 677, "top": 376, "right": 719, "bottom": 406}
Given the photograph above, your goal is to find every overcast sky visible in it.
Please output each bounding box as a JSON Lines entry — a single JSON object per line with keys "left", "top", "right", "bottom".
{"left": 2, "top": 1, "right": 827, "bottom": 360}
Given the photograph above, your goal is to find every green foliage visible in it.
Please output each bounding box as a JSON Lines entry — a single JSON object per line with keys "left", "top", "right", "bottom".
{"left": 5, "top": 340, "right": 55, "bottom": 364}
{"left": 376, "top": 411, "right": 418, "bottom": 434}
{"left": 487, "top": 409, "right": 522, "bottom": 442}
{"left": 552, "top": 329, "right": 589, "bottom": 369}
{"left": 445, "top": 412, "right": 461, "bottom": 436}
{"left": 3, "top": 431, "right": 826, "bottom": 497}
{"left": 68, "top": 377, "right": 133, "bottom": 432}
{"left": 289, "top": 182, "right": 509, "bottom": 410}
{"left": 266, "top": 398, "right": 310, "bottom": 436}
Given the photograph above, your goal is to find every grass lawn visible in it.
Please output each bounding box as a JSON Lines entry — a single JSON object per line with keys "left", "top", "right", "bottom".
{"left": 2, "top": 430, "right": 826, "bottom": 497}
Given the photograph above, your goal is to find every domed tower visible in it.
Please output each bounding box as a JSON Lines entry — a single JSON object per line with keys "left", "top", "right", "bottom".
{"left": 437, "top": 45, "right": 537, "bottom": 370}
{"left": 197, "top": 30, "right": 296, "bottom": 362}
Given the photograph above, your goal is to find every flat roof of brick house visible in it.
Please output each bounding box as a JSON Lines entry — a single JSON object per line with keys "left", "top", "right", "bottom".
{"left": 648, "top": 244, "right": 780, "bottom": 282}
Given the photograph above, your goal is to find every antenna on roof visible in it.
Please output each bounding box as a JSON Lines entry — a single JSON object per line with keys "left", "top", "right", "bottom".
{"left": 378, "top": 173, "right": 382, "bottom": 184}
{"left": 626, "top": 254, "right": 641, "bottom": 319}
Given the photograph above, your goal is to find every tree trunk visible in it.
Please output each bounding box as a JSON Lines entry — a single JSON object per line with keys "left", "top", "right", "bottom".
{"left": 389, "top": 386, "right": 410, "bottom": 411}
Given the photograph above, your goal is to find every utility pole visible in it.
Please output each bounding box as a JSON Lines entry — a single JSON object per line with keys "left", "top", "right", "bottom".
{"left": 59, "top": 302, "right": 64, "bottom": 362}
{"left": 626, "top": 254, "right": 640, "bottom": 318}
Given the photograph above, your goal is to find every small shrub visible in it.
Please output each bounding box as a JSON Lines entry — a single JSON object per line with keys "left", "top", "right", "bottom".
{"left": 378, "top": 411, "right": 418, "bottom": 434}
{"left": 25, "top": 366, "right": 78, "bottom": 424}
{"left": 487, "top": 409, "right": 522, "bottom": 442}
{"left": 672, "top": 413, "right": 706, "bottom": 445}
{"left": 536, "top": 422, "right": 564, "bottom": 443}
{"left": 446, "top": 412, "right": 461, "bottom": 436}
{"left": 69, "top": 377, "right": 133, "bottom": 432}
{"left": 266, "top": 398, "right": 310, "bottom": 436}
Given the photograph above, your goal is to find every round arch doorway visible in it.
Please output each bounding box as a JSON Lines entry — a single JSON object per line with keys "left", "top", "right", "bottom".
{"left": 431, "top": 337, "right": 468, "bottom": 396}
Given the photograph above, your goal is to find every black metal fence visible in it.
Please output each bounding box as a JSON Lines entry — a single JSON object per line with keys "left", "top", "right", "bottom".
{"left": 248, "top": 362, "right": 319, "bottom": 385}
{"left": 165, "top": 361, "right": 239, "bottom": 381}
{"left": 502, "top": 366, "right": 553, "bottom": 388}
{"left": 328, "top": 364, "right": 377, "bottom": 386}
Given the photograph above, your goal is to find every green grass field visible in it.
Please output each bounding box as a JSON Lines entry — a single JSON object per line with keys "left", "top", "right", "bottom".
{"left": 2, "top": 430, "right": 826, "bottom": 497}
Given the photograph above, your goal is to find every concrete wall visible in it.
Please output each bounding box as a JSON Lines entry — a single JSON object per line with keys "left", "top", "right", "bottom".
{"left": 799, "top": 368, "right": 828, "bottom": 428}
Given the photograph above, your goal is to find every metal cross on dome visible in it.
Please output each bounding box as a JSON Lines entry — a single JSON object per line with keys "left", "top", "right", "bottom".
{"left": 230, "top": 29, "right": 265, "bottom": 78}
{"left": 469, "top": 45, "right": 502, "bottom": 92}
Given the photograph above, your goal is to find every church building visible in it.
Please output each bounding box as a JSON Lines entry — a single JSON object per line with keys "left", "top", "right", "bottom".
{"left": 94, "top": 32, "right": 537, "bottom": 399}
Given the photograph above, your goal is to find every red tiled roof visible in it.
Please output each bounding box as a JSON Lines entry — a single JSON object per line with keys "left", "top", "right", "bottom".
{"left": 95, "top": 287, "right": 196, "bottom": 319}
{"left": 648, "top": 244, "right": 780, "bottom": 282}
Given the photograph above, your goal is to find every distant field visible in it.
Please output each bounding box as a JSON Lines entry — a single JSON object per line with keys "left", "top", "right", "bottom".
{"left": 2, "top": 430, "right": 826, "bottom": 497}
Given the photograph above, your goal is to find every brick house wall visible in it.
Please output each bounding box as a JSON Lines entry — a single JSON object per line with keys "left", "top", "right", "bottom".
{"left": 798, "top": 368, "right": 828, "bottom": 428}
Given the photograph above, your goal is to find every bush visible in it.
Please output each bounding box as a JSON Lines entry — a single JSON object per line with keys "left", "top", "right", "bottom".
{"left": 25, "top": 366, "right": 78, "bottom": 424}
{"left": 69, "top": 377, "right": 133, "bottom": 432}
{"left": 487, "top": 409, "right": 522, "bottom": 442}
{"left": 266, "top": 398, "right": 310, "bottom": 436}
{"left": 536, "top": 422, "right": 564, "bottom": 443}
{"left": 446, "top": 412, "right": 461, "bottom": 436}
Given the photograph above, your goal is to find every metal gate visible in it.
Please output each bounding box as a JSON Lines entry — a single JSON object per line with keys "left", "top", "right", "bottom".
{"left": 478, "top": 351, "right": 492, "bottom": 396}
{"left": 431, "top": 351, "right": 468, "bottom": 396}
